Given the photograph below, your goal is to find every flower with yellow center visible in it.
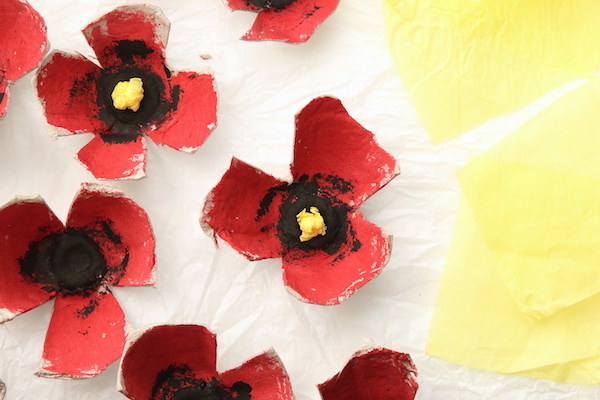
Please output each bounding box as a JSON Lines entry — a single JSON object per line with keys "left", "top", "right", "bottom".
{"left": 111, "top": 77, "right": 144, "bottom": 112}
{"left": 296, "top": 206, "right": 327, "bottom": 242}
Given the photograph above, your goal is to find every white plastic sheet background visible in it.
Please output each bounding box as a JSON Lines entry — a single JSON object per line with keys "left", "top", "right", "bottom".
{"left": 1, "top": 0, "right": 599, "bottom": 399}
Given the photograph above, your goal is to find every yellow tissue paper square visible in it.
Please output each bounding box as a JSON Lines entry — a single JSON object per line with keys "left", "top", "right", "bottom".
{"left": 427, "top": 77, "right": 600, "bottom": 382}
{"left": 383, "top": 0, "right": 600, "bottom": 143}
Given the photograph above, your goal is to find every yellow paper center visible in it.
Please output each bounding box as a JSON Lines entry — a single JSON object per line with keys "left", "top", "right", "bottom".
{"left": 111, "top": 78, "right": 144, "bottom": 112}
{"left": 296, "top": 207, "right": 327, "bottom": 242}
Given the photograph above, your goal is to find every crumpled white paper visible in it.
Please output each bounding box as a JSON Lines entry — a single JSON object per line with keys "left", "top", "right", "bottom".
{"left": 1, "top": 0, "right": 599, "bottom": 399}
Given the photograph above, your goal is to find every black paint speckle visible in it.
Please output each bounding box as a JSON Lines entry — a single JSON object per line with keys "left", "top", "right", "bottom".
{"left": 248, "top": 0, "right": 297, "bottom": 9}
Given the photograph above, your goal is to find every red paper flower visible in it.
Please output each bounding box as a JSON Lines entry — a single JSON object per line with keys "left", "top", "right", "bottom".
{"left": 36, "top": 4, "right": 217, "bottom": 180}
{"left": 0, "top": 0, "right": 47, "bottom": 119}
{"left": 0, "top": 183, "right": 155, "bottom": 378}
{"left": 225, "top": 0, "right": 340, "bottom": 43}
{"left": 318, "top": 348, "right": 418, "bottom": 400}
{"left": 119, "top": 324, "right": 295, "bottom": 400}
{"left": 202, "top": 96, "right": 398, "bottom": 305}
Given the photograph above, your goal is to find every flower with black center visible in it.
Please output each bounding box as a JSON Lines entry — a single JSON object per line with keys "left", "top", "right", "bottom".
{"left": 36, "top": 4, "right": 217, "bottom": 180}
{"left": 318, "top": 348, "right": 418, "bottom": 400}
{"left": 202, "top": 96, "right": 399, "bottom": 305}
{"left": 119, "top": 325, "right": 295, "bottom": 400}
{"left": 225, "top": 0, "right": 340, "bottom": 43}
{"left": 0, "top": 0, "right": 47, "bottom": 119}
{"left": 0, "top": 183, "right": 155, "bottom": 378}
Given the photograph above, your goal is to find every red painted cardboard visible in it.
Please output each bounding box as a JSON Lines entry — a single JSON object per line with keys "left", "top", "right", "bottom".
{"left": 202, "top": 96, "right": 398, "bottom": 305}
{"left": 227, "top": 0, "right": 339, "bottom": 43}
{"left": 0, "top": 0, "right": 47, "bottom": 118}
{"left": 39, "top": 287, "right": 126, "bottom": 378}
{"left": 318, "top": 348, "right": 418, "bottom": 400}
{"left": 35, "top": 5, "right": 217, "bottom": 180}
{"left": 0, "top": 198, "right": 62, "bottom": 323}
{"left": 0, "top": 183, "right": 155, "bottom": 378}
{"left": 283, "top": 212, "right": 391, "bottom": 305}
{"left": 120, "top": 325, "right": 294, "bottom": 400}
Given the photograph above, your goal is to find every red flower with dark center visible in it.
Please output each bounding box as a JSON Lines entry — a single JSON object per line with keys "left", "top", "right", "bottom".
{"left": 36, "top": 4, "right": 217, "bottom": 180}
{"left": 119, "top": 325, "right": 295, "bottom": 400}
{"left": 225, "top": 0, "right": 340, "bottom": 43}
{"left": 318, "top": 348, "right": 418, "bottom": 400}
{"left": 0, "top": 183, "right": 155, "bottom": 378}
{"left": 201, "top": 96, "right": 399, "bottom": 305}
{"left": 0, "top": 0, "right": 47, "bottom": 119}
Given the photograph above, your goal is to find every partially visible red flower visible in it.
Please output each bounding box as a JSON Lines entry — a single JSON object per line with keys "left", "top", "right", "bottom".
{"left": 119, "top": 324, "right": 295, "bottom": 400}
{"left": 0, "top": 0, "right": 47, "bottom": 118}
{"left": 0, "top": 183, "right": 155, "bottom": 378}
{"left": 36, "top": 4, "right": 217, "bottom": 180}
{"left": 202, "top": 96, "right": 399, "bottom": 305}
{"left": 318, "top": 348, "right": 419, "bottom": 400}
{"left": 225, "top": 0, "right": 339, "bottom": 43}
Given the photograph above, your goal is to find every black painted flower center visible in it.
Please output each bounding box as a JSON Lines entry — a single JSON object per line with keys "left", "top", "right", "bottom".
{"left": 20, "top": 229, "right": 107, "bottom": 293}
{"left": 278, "top": 181, "right": 348, "bottom": 254}
{"left": 173, "top": 381, "right": 251, "bottom": 400}
{"left": 97, "top": 66, "right": 165, "bottom": 143}
{"left": 248, "top": 0, "right": 297, "bottom": 9}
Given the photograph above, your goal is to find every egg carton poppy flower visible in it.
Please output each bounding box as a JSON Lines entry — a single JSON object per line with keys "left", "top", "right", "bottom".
{"left": 0, "top": 0, "right": 47, "bottom": 119}
{"left": 225, "top": 0, "right": 340, "bottom": 43}
{"left": 202, "top": 96, "right": 399, "bottom": 305}
{"left": 119, "top": 324, "right": 295, "bottom": 400}
{"left": 0, "top": 183, "right": 155, "bottom": 378}
{"left": 318, "top": 348, "right": 418, "bottom": 400}
{"left": 35, "top": 4, "right": 217, "bottom": 180}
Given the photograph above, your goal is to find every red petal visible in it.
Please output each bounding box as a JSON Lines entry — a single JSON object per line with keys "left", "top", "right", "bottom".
{"left": 67, "top": 183, "right": 155, "bottom": 287}
{"left": 226, "top": 0, "right": 261, "bottom": 11}
{"left": 318, "top": 348, "right": 418, "bottom": 400}
{"left": 39, "top": 287, "right": 126, "bottom": 378}
{"left": 220, "top": 349, "right": 294, "bottom": 400}
{"left": 0, "top": 0, "right": 47, "bottom": 81}
{"left": 242, "top": 0, "right": 339, "bottom": 43}
{"left": 202, "top": 158, "right": 286, "bottom": 261}
{"left": 291, "top": 96, "right": 398, "bottom": 208}
{"left": 282, "top": 212, "right": 391, "bottom": 305}
{"left": 0, "top": 78, "right": 8, "bottom": 119}
{"left": 82, "top": 4, "right": 169, "bottom": 69}
{"left": 120, "top": 325, "right": 218, "bottom": 400}
{"left": 145, "top": 71, "right": 217, "bottom": 153}
{"left": 36, "top": 51, "right": 107, "bottom": 135}
{"left": 0, "top": 197, "right": 62, "bottom": 322}
{"left": 77, "top": 135, "right": 147, "bottom": 180}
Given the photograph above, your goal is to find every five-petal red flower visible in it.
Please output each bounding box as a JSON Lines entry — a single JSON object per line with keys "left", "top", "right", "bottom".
{"left": 36, "top": 4, "right": 217, "bottom": 180}
{"left": 202, "top": 96, "right": 399, "bottom": 305}
{"left": 0, "top": 0, "right": 47, "bottom": 119}
{"left": 225, "top": 0, "right": 340, "bottom": 43}
{"left": 318, "top": 348, "right": 418, "bottom": 400}
{"left": 119, "top": 324, "right": 295, "bottom": 400}
{"left": 0, "top": 183, "right": 155, "bottom": 378}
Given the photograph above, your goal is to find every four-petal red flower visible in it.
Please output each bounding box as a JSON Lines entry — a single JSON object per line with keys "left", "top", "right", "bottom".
{"left": 0, "top": 183, "right": 155, "bottom": 378}
{"left": 225, "top": 0, "right": 340, "bottom": 43}
{"left": 119, "top": 324, "right": 295, "bottom": 400}
{"left": 202, "top": 96, "right": 399, "bottom": 305}
{"left": 318, "top": 348, "right": 419, "bottom": 400}
{"left": 35, "top": 5, "right": 217, "bottom": 180}
{"left": 0, "top": 0, "right": 47, "bottom": 119}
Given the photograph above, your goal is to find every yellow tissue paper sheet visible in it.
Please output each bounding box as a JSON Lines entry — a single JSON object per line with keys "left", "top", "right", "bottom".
{"left": 428, "top": 78, "right": 600, "bottom": 382}
{"left": 427, "top": 201, "right": 600, "bottom": 383}
{"left": 383, "top": 0, "right": 600, "bottom": 143}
